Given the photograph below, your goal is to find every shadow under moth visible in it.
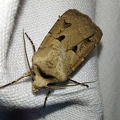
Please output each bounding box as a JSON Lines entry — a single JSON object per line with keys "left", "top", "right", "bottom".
{"left": 0, "top": 9, "right": 102, "bottom": 107}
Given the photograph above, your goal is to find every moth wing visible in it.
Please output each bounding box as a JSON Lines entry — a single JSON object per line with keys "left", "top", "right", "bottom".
{"left": 37, "top": 9, "right": 102, "bottom": 79}
{"left": 63, "top": 9, "right": 103, "bottom": 74}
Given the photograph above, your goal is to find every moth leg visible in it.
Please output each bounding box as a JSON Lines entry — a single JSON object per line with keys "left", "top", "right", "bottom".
{"left": 43, "top": 89, "right": 52, "bottom": 108}
{"left": 69, "top": 79, "right": 89, "bottom": 88}
{"left": 0, "top": 72, "right": 31, "bottom": 89}
{"left": 24, "top": 32, "right": 36, "bottom": 53}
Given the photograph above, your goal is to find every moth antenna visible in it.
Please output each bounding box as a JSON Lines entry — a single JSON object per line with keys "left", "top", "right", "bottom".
{"left": 0, "top": 72, "right": 31, "bottom": 88}
{"left": 25, "top": 32, "right": 36, "bottom": 53}
{"left": 23, "top": 29, "right": 34, "bottom": 78}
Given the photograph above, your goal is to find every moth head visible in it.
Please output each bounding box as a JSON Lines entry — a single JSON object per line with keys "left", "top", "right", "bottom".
{"left": 31, "top": 64, "right": 56, "bottom": 92}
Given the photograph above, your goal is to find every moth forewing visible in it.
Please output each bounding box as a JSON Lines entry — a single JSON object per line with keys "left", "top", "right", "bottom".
{"left": 0, "top": 9, "right": 102, "bottom": 107}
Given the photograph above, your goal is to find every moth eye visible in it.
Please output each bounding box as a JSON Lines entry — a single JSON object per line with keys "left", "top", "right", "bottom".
{"left": 72, "top": 45, "right": 78, "bottom": 53}
{"left": 63, "top": 20, "right": 71, "bottom": 28}
{"left": 56, "top": 35, "right": 65, "bottom": 42}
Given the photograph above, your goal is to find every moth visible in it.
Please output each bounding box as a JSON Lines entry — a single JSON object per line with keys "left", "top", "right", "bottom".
{"left": 0, "top": 9, "right": 102, "bottom": 107}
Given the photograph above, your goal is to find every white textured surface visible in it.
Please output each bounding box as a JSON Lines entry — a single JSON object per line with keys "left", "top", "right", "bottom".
{"left": 2, "top": 0, "right": 119, "bottom": 120}
{"left": 97, "top": 1, "right": 120, "bottom": 120}
{"left": 0, "top": 0, "right": 19, "bottom": 71}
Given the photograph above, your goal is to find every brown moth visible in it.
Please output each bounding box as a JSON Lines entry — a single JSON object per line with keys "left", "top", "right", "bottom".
{"left": 0, "top": 9, "right": 102, "bottom": 107}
